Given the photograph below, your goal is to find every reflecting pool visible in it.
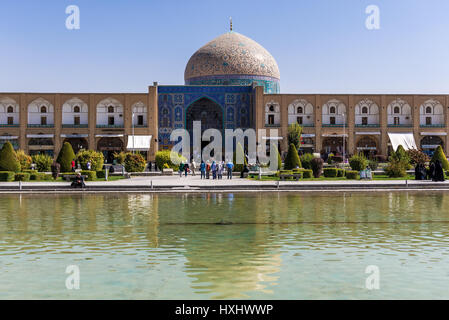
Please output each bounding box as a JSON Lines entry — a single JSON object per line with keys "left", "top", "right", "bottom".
{"left": 1, "top": 192, "right": 449, "bottom": 299}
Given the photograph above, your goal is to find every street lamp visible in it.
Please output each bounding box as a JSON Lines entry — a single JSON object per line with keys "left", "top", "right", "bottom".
{"left": 132, "top": 112, "right": 135, "bottom": 154}
{"left": 342, "top": 112, "right": 346, "bottom": 164}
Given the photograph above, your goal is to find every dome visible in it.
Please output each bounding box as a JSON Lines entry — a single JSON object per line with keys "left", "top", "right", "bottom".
{"left": 184, "top": 32, "right": 280, "bottom": 93}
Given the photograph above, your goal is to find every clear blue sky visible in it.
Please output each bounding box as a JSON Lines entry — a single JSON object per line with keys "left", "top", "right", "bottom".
{"left": 1, "top": 0, "right": 448, "bottom": 94}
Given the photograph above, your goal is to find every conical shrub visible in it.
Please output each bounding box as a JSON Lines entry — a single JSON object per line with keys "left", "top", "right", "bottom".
{"left": 233, "top": 142, "right": 247, "bottom": 172}
{"left": 284, "top": 143, "right": 301, "bottom": 170}
{"left": 431, "top": 145, "right": 449, "bottom": 170}
{"left": 0, "top": 141, "right": 21, "bottom": 172}
{"left": 57, "top": 142, "right": 76, "bottom": 172}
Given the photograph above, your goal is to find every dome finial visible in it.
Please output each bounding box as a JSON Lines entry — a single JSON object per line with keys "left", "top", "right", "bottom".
{"left": 229, "top": 17, "right": 233, "bottom": 31}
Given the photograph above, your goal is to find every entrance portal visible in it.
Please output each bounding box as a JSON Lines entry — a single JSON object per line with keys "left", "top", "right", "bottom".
{"left": 97, "top": 137, "right": 124, "bottom": 163}
{"left": 186, "top": 97, "right": 223, "bottom": 137}
{"left": 64, "top": 138, "right": 88, "bottom": 154}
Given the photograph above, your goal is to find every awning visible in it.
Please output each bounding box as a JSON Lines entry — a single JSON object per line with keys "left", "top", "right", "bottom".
{"left": 0, "top": 136, "right": 18, "bottom": 140}
{"left": 302, "top": 134, "right": 315, "bottom": 138}
{"left": 357, "top": 147, "right": 377, "bottom": 150}
{"left": 387, "top": 132, "right": 417, "bottom": 151}
{"left": 422, "top": 145, "right": 441, "bottom": 149}
{"left": 26, "top": 134, "right": 54, "bottom": 138}
{"left": 262, "top": 136, "right": 283, "bottom": 140}
{"left": 355, "top": 132, "right": 381, "bottom": 135}
{"left": 127, "top": 135, "right": 152, "bottom": 151}
{"left": 322, "top": 134, "right": 348, "bottom": 137}
{"left": 95, "top": 134, "right": 124, "bottom": 137}
{"left": 61, "top": 134, "right": 88, "bottom": 138}
{"left": 421, "top": 132, "right": 447, "bottom": 136}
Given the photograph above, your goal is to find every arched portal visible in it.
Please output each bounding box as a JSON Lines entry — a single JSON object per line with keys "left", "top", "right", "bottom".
{"left": 322, "top": 136, "right": 347, "bottom": 155}
{"left": 186, "top": 97, "right": 223, "bottom": 149}
{"left": 97, "top": 137, "right": 124, "bottom": 163}
{"left": 356, "top": 136, "right": 378, "bottom": 157}
{"left": 64, "top": 138, "right": 88, "bottom": 154}
{"left": 421, "top": 136, "right": 444, "bottom": 156}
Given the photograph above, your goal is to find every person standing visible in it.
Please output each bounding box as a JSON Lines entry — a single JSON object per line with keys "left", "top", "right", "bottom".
{"left": 71, "top": 159, "right": 76, "bottom": 172}
{"left": 191, "top": 159, "right": 197, "bottom": 176}
{"left": 211, "top": 161, "right": 217, "bottom": 180}
{"left": 206, "top": 161, "right": 211, "bottom": 179}
{"left": 184, "top": 162, "right": 189, "bottom": 177}
{"left": 87, "top": 160, "right": 91, "bottom": 171}
{"left": 200, "top": 161, "right": 206, "bottom": 179}
{"left": 226, "top": 161, "right": 233, "bottom": 179}
{"left": 179, "top": 162, "right": 185, "bottom": 178}
{"left": 217, "top": 161, "right": 223, "bottom": 180}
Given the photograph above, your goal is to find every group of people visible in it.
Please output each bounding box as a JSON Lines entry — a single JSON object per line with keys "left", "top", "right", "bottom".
{"left": 178, "top": 160, "right": 235, "bottom": 179}
{"left": 415, "top": 160, "right": 445, "bottom": 181}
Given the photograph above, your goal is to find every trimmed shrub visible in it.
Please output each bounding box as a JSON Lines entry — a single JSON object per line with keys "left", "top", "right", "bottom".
{"left": 368, "top": 159, "right": 378, "bottom": 171}
{"left": 155, "top": 150, "right": 186, "bottom": 171}
{"left": 384, "top": 159, "right": 408, "bottom": 177}
{"left": 287, "top": 123, "right": 303, "bottom": 150}
{"left": 292, "top": 169, "right": 303, "bottom": 178}
{"left": 124, "top": 152, "right": 146, "bottom": 172}
{"left": 57, "top": 142, "right": 76, "bottom": 172}
{"left": 311, "top": 158, "right": 324, "bottom": 178}
{"left": 30, "top": 172, "right": 46, "bottom": 181}
{"left": 349, "top": 153, "right": 368, "bottom": 171}
{"left": 96, "top": 170, "right": 106, "bottom": 179}
{"left": 345, "top": 170, "right": 359, "bottom": 180}
{"left": 284, "top": 143, "right": 301, "bottom": 170}
{"left": 113, "top": 151, "right": 126, "bottom": 165}
{"left": 0, "top": 171, "right": 15, "bottom": 181}
{"left": 32, "top": 154, "right": 52, "bottom": 172}
{"left": 16, "top": 150, "right": 32, "bottom": 170}
{"left": 81, "top": 170, "right": 96, "bottom": 181}
{"left": 233, "top": 142, "right": 247, "bottom": 172}
{"left": 0, "top": 142, "right": 21, "bottom": 172}
{"left": 23, "top": 169, "right": 38, "bottom": 174}
{"left": 408, "top": 149, "right": 430, "bottom": 166}
{"left": 14, "top": 173, "right": 30, "bottom": 181}
{"left": 323, "top": 168, "right": 338, "bottom": 178}
{"left": 279, "top": 170, "right": 293, "bottom": 175}
{"left": 76, "top": 149, "right": 104, "bottom": 171}
{"left": 300, "top": 153, "right": 314, "bottom": 170}
{"left": 431, "top": 146, "right": 449, "bottom": 171}
{"left": 302, "top": 169, "right": 313, "bottom": 179}
{"left": 337, "top": 169, "right": 345, "bottom": 177}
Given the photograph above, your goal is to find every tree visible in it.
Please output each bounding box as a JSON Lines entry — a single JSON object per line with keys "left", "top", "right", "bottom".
{"left": 57, "top": 142, "right": 76, "bottom": 172}
{"left": 287, "top": 123, "right": 303, "bottom": 150}
{"left": 407, "top": 149, "right": 430, "bottom": 166}
{"left": 284, "top": 143, "right": 301, "bottom": 169}
{"left": 233, "top": 142, "right": 247, "bottom": 172}
{"left": 0, "top": 142, "right": 21, "bottom": 172}
{"left": 311, "top": 158, "right": 324, "bottom": 178}
{"left": 16, "top": 150, "right": 32, "bottom": 170}
{"left": 76, "top": 149, "right": 104, "bottom": 171}
{"left": 431, "top": 145, "right": 449, "bottom": 170}
{"left": 31, "top": 154, "right": 52, "bottom": 172}
{"left": 124, "top": 152, "right": 146, "bottom": 172}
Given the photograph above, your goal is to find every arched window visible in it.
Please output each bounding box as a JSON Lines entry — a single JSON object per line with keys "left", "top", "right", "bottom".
{"left": 426, "top": 106, "right": 432, "bottom": 114}
{"left": 362, "top": 107, "right": 368, "bottom": 114}
{"left": 40, "top": 106, "right": 47, "bottom": 113}
{"left": 108, "top": 106, "right": 114, "bottom": 113}
{"left": 73, "top": 106, "right": 80, "bottom": 113}
{"left": 269, "top": 105, "right": 275, "bottom": 112}
{"left": 297, "top": 106, "right": 303, "bottom": 114}
{"left": 394, "top": 106, "right": 400, "bottom": 114}
{"left": 7, "top": 106, "right": 13, "bottom": 113}
{"left": 330, "top": 106, "right": 336, "bottom": 114}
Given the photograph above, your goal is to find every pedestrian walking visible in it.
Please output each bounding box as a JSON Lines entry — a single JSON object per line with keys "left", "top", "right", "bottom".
{"left": 179, "top": 162, "right": 185, "bottom": 177}
{"left": 206, "top": 161, "right": 211, "bottom": 179}
{"left": 184, "top": 162, "right": 189, "bottom": 177}
{"left": 226, "top": 161, "right": 233, "bottom": 179}
{"left": 200, "top": 161, "right": 206, "bottom": 179}
{"left": 211, "top": 161, "right": 217, "bottom": 179}
{"left": 217, "top": 161, "right": 223, "bottom": 179}
{"left": 191, "top": 159, "right": 197, "bottom": 176}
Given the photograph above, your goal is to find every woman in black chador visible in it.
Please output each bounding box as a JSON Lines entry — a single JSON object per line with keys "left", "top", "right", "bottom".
{"left": 428, "top": 162, "right": 435, "bottom": 180}
{"left": 433, "top": 160, "right": 445, "bottom": 182}
{"left": 415, "top": 163, "right": 427, "bottom": 180}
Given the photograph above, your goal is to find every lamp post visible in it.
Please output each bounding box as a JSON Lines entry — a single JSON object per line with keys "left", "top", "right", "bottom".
{"left": 132, "top": 112, "right": 135, "bottom": 154}
{"left": 342, "top": 112, "right": 346, "bottom": 164}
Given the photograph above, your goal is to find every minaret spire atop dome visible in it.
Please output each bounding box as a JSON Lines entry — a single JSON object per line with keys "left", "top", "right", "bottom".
{"left": 229, "top": 17, "right": 233, "bottom": 31}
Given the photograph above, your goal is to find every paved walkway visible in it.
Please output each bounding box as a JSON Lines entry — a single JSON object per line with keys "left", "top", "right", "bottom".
{"left": 1, "top": 175, "right": 449, "bottom": 191}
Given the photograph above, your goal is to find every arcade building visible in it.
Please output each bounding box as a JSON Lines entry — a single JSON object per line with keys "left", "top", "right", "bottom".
{"left": 1, "top": 29, "right": 448, "bottom": 162}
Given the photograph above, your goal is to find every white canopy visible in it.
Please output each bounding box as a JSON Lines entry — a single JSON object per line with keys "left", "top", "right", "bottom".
{"left": 127, "top": 135, "right": 152, "bottom": 151}
{"left": 387, "top": 132, "right": 417, "bottom": 151}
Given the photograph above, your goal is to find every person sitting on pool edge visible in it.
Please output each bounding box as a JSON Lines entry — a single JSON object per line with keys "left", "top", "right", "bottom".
{"left": 71, "top": 172, "right": 86, "bottom": 188}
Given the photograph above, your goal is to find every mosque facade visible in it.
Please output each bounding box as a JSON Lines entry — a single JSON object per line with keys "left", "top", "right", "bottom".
{"left": 0, "top": 29, "right": 448, "bottom": 162}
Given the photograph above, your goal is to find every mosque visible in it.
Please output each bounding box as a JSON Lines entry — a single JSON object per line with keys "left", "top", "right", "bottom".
{"left": 0, "top": 25, "right": 447, "bottom": 162}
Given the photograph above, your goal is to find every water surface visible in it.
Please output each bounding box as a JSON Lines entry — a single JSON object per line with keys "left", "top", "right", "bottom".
{"left": 1, "top": 192, "right": 449, "bottom": 299}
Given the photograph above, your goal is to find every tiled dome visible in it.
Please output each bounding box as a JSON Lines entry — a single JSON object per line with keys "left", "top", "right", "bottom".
{"left": 184, "top": 32, "right": 280, "bottom": 93}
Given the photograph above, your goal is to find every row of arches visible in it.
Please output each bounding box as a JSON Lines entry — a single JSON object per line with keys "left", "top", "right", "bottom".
{"left": 0, "top": 97, "right": 148, "bottom": 127}
{"left": 266, "top": 98, "right": 445, "bottom": 126}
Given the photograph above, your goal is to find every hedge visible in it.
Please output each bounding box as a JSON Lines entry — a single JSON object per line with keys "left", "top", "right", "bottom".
{"left": 279, "top": 170, "right": 293, "bottom": 175}
{"left": 155, "top": 150, "right": 186, "bottom": 171}
{"left": 345, "top": 170, "right": 359, "bottom": 180}
{"left": 337, "top": 169, "right": 345, "bottom": 177}
{"left": 96, "top": 170, "right": 106, "bottom": 179}
{"left": 124, "top": 152, "right": 146, "bottom": 172}
{"left": 14, "top": 173, "right": 30, "bottom": 181}
{"left": 0, "top": 171, "right": 15, "bottom": 181}
{"left": 30, "top": 172, "right": 49, "bottom": 181}
{"left": 80, "top": 170, "right": 96, "bottom": 181}
{"left": 302, "top": 169, "right": 313, "bottom": 179}
{"left": 323, "top": 168, "right": 338, "bottom": 178}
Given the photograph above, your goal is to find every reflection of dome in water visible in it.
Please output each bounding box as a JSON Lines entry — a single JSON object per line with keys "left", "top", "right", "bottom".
{"left": 184, "top": 31, "right": 280, "bottom": 93}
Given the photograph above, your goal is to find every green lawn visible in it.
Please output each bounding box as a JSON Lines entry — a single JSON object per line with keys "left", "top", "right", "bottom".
{"left": 248, "top": 174, "right": 416, "bottom": 181}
